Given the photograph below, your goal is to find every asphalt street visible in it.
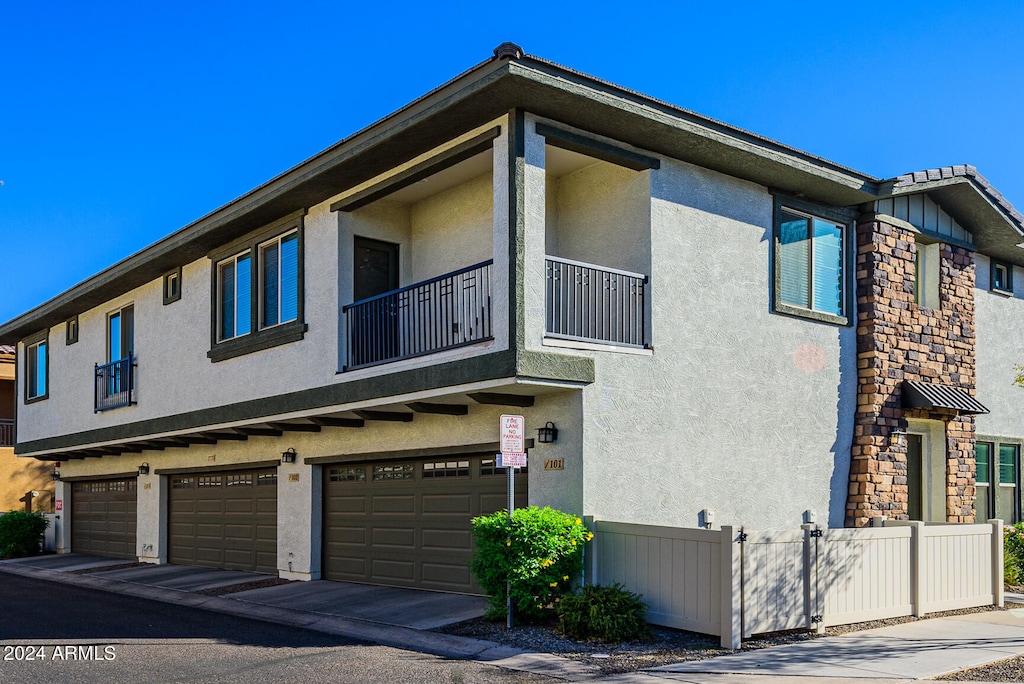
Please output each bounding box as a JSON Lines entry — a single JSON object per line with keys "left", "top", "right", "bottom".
{"left": 0, "top": 574, "right": 555, "bottom": 684}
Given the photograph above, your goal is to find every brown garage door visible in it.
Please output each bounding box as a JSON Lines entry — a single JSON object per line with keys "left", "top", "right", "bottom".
{"left": 71, "top": 478, "right": 138, "bottom": 559}
{"left": 168, "top": 468, "right": 277, "bottom": 574}
{"left": 323, "top": 455, "right": 528, "bottom": 593}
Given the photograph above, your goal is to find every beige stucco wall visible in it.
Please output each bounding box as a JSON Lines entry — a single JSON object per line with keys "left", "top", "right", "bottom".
{"left": 410, "top": 172, "right": 494, "bottom": 282}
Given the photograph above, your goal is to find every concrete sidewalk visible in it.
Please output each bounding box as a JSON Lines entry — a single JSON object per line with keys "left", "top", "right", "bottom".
{"left": 3, "top": 555, "right": 1024, "bottom": 683}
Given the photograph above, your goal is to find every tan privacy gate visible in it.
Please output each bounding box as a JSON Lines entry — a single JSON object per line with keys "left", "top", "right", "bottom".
{"left": 168, "top": 468, "right": 278, "bottom": 574}
{"left": 323, "top": 454, "right": 527, "bottom": 593}
{"left": 71, "top": 478, "right": 138, "bottom": 559}
{"left": 592, "top": 520, "right": 1003, "bottom": 649}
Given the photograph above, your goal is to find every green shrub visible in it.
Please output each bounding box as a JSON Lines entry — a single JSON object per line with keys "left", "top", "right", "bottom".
{"left": 557, "top": 582, "right": 650, "bottom": 642}
{"left": 471, "top": 506, "right": 592, "bottom": 622}
{"left": 1004, "top": 523, "right": 1024, "bottom": 586}
{"left": 0, "top": 511, "right": 48, "bottom": 558}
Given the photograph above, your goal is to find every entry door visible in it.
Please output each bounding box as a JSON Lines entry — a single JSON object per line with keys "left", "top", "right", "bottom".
{"left": 351, "top": 237, "right": 400, "bottom": 366}
{"left": 107, "top": 305, "right": 134, "bottom": 397}
{"left": 353, "top": 237, "right": 398, "bottom": 301}
{"left": 907, "top": 434, "right": 923, "bottom": 521}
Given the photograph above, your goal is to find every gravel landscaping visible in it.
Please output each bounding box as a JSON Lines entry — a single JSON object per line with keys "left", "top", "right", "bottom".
{"left": 437, "top": 604, "right": 1014, "bottom": 676}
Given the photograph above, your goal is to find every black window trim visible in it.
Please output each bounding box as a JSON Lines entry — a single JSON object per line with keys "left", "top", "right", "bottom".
{"left": 65, "top": 315, "right": 79, "bottom": 345}
{"left": 207, "top": 209, "right": 307, "bottom": 363}
{"left": 991, "top": 259, "right": 1014, "bottom": 296}
{"left": 770, "top": 193, "right": 855, "bottom": 327}
{"left": 163, "top": 266, "right": 183, "bottom": 305}
{"left": 23, "top": 328, "right": 50, "bottom": 404}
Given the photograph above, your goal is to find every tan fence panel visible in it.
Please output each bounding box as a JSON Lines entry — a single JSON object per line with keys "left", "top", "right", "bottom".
{"left": 741, "top": 529, "right": 807, "bottom": 637}
{"left": 594, "top": 521, "right": 722, "bottom": 635}
{"left": 921, "top": 524, "right": 994, "bottom": 612}
{"left": 817, "top": 526, "right": 913, "bottom": 627}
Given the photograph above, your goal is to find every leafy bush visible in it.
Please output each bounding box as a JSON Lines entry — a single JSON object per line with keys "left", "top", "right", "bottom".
{"left": 1004, "top": 523, "right": 1024, "bottom": 586}
{"left": 0, "top": 511, "right": 48, "bottom": 558}
{"left": 471, "top": 506, "right": 592, "bottom": 622}
{"left": 557, "top": 583, "right": 650, "bottom": 642}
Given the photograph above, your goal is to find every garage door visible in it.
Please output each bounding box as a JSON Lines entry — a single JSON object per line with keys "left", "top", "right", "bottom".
{"left": 168, "top": 468, "right": 277, "bottom": 574}
{"left": 71, "top": 478, "right": 138, "bottom": 559}
{"left": 323, "top": 454, "right": 528, "bottom": 593}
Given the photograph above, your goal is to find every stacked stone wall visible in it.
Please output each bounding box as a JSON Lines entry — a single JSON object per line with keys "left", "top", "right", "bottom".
{"left": 846, "top": 216, "right": 977, "bottom": 527}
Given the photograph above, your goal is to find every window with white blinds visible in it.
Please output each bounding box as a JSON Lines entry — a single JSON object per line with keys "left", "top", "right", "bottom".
{"left": 774, "top": 206, "right": 847, "bottom": 322}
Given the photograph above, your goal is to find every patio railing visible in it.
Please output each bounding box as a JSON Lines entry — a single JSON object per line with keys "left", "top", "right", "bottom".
{"left": 95, "top": 357, "right": 136, "bottom": 412}
{"left": 343, "top": 260, "right": 493, "bottom": 371}
{"left": 0, "top": 419, "right": 12, "bottom": 447}
{"left": 545, "top": 256, "right": 648, "bottom": 347}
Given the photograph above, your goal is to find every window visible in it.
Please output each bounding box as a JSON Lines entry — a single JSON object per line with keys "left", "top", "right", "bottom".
{"left": 772, "top": 199, "right": 850, "bottom": 324}
{"left": 24, "top": 332, "right": 48, "bottom": 403}
{"left": 217, "top": 252, "right": 252, "bottom": 341}
{"left": 163, "top": 267, "right": 182, "bottom": 305}
{"left": 259, "top": 232, "right": 299, "bottom": 328}
{"left": 65, "top": 315, "right": 79, "bottom": 345}
{"left": 108, "top": 305, "right": 134, "bottom": 362}
{"left": 208, "top": 211, "right": 306, "bottom": 362}
{"left": 992, "top": 260, "right": 1013, "bottom": 295}
{"left": 976, "top": 442, "right": 991, "bottom": 522}
{"left": 978, "top": 441, "right": 1019, "bottom": 524}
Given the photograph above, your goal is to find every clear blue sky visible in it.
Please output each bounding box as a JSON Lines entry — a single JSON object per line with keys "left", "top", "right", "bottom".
{"left": 2, "top": 2, "right": 1022, "bottom": 324}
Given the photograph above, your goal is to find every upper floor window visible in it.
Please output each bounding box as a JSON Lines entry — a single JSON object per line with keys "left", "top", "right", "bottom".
{"left": 913, "top": 240, "right": 940, "bottom": 309}
{"left": 992, "top": 260, "right": 1013, "bottom": 295}
{"left": 208, "top": 211, "right": 306, "bottom": 363}
{"left": 24, "top": 332, "right": 48, "bottom": 403}
{"left": 772, "top": 199, "right": 851, "bottom": 325}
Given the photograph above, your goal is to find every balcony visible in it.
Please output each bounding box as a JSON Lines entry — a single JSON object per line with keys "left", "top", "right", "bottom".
{"left": 545, "top": 256, "right": 649, "bottom": 348}
{"left": 0, "top": 419, "right": 12, "bottom": 447}
{"left": 95, "top": 357, "right": 136, "bottom": 412}
{"left": 343, "top": 261, "right": 493, "bottom": 371}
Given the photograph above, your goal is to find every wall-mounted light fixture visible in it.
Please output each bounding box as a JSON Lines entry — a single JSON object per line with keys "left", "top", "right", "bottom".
{"left": 537, "top": 422, "right": 558, "bottom": 444}
{"left": 51, "top": 467, "right": 61, "bottom": 482}
{"left": 281, "top": 448, "right": 297, "bottom": 464}
{"left": 889, "top": 426, "right": 907, "bottom": 448}
{"left": 138, "top": 463, "right": 150, "bottom": 476}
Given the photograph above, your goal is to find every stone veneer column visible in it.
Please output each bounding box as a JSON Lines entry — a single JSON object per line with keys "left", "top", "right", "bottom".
{"left": 846, "top": 215, "right": 978, "bottom": 527}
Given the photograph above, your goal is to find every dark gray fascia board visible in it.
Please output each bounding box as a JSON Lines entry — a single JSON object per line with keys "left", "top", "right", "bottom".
{"left": 14, "top": 349, "right": 594, "bottom": 456}
{"left": 1, "top": 51, "right": 894, "bottom": 344}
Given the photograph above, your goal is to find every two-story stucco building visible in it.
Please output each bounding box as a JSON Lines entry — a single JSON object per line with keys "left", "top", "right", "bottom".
{"left": 1, "top": 44, "right": 1022, "bottom": 591}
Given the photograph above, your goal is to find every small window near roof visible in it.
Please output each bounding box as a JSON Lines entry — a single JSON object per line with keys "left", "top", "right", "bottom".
{"left": 163, "top": 267, "right": 182, "bottom": 305}
{"left": 24, "top": 332, "right": 48, "bottom": 403}
{"left": 992, "top": 261, "right": 1013, "bottom": 295}
{"left": 65, "top": 315, "right": 79, "bottom": 345}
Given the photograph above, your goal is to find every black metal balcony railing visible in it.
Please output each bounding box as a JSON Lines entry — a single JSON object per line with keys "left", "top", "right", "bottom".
{"left": 95, "top": 357, "right": 136, "bottom": 412}
{"left": 343, "top": 260, "right": 493, "bottom": 371}
{"left": 545, "top": 256, "right": 649, "bottom": 348}
{"left": 0, "top": 419, "right": 13, "bottom": 447}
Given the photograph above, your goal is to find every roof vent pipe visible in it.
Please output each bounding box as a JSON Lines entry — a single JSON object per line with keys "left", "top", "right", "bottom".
{"left": 493, "top": 42, "right": 524, "bottom": 60}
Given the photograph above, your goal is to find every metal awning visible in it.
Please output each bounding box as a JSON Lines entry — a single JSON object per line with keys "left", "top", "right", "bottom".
{"left": 902, "top": 381, "right": 989, "bottom": 415}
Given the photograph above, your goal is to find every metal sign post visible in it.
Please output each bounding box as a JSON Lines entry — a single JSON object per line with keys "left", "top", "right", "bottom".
{"left": 500, "top": 415, "right": 526, "bottom": 629}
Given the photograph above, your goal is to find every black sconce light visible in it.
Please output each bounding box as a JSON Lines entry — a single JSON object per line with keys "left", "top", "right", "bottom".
{"left": 889, "top": 427, "right": 907, "bottom": 448}
{"left": 281, "top": 448, "right": 297, "bottom": 464}
{"left": 138, "top": 463, "right": 150, "bottom": 476}
{"left": 51, "top": 467, "right": 61, "bottom": 482}
{"left": 537, "top": 422, "right": 558, "bottom": 444}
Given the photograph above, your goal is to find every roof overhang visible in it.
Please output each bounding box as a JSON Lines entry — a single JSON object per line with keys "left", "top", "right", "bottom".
{"left": 902, "top": 380, "right": 989, "bottom": 415}
{"left": 879, "top": 170, "right": 1024, "bottom": 266}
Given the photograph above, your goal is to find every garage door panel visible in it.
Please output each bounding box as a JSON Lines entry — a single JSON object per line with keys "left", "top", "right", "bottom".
{"left": 422, "top": 528, "right": 471, "bottom": 550}
{"left": 225, "top": 499, "right": 254, "bottom": 514}
{"left": 168, "top": 468, "right": 277, "bottom": 574}
{"left": 422, "top": 562, "right": 470, "bottom": 585}
{"left": 371, "top": 559, "right": 415, "bottom": 582}
{"left": 328, "top": 496, "right": 366, "bottom": 514}
{"left": 372, "top": 527, "right": 415, "bottom": 548}
{"left": 372, "top": 495, "right": 415, "bottom": 514}
{"left": 422, "top": 494, "right": 472, "bottom": 514}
